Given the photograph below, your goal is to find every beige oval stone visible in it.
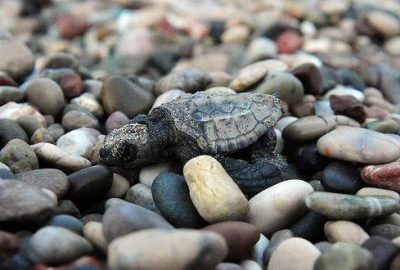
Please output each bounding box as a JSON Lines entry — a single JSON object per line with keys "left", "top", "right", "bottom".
{"left": 108, "top": 229, "right": 228, "bottom": 270}
{"left": 356, "top": 187, "right": 400, "bottom": 201}
{"left": 83, "top": 221, "right": 108, "bottom": 253}
{"left": 183, "top": 155, "right": 249, "bottom": 223}
{"left": 317, "top": 126, "right": 400, "bottom": 164}
{"left": 324, "top": 220, "right": 369, "bottom": 245}
{"left": 267, "top": 237, "right": 320, "bottom": 270}
{"left": 229, "top": 60, "right": 287, "bottom": 91}
{"left": 366, "top": 11, "right": 400, "bottom": 38}
{"left": 247, "top": 180, "right": 313, "bottom": 235}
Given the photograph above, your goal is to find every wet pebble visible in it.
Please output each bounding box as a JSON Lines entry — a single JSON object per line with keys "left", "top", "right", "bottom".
{"left": 361, "top": 161, "right": 400, "bottom": 192}
{"left": 47, "top": 215, "right": 84, "bottom": 234}
{"left": 356, "top": 187, "right": 400, "bottom": 201}
{"left": 290, "top": 211, "right": 326, "bottom": 243}
{"left": 321, "top": 161, "right": 363, "bottom": 194}
{"left": 0, "top": 162, "right": 14, "bottom": 179}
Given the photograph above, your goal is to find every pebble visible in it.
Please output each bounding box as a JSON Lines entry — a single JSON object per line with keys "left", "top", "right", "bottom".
{"left": 263, "top": 230, "right": 293, "bottom": 265}
{"left": 274, "top": 116, "right": 298, "bottom": 133}
{"left": 305, "top": 192, "right": 399, "bottom": 220}
{"left": 368, "top": 224, "right": 400, "bottom": 240}
{"left": 15, "top": 168, "right": 69, "bottom": 198}
{"left": 0, "top": 102, "right": 46, "bottom": 126}
{"left": 31, "top": 142, "right": 92, "bottom": 172}
{"left": 317, "top": 126, "right": 400, "bottom": 164}
{"left": 244, "top": 37, "right": 277, "bottom": 64}
{"left": 247, "top": 180, "right": 313, "bottom": 236}
{"left": 356, "top": 187, "right": 400, "bottom": 201}
{"left": 361, "top": 161, "right": 400, "bottom": 192}
{"left": 254, "top": 72, "right": 304, "bottom": 105}
{"left": 0, "top": 38, "right": 34, "bottom": 80}
{"left": 47, "top": 215, "right": 84, "bottom": 234}
{"left": 106, "top": 173, "right": 130, "bottom": 199}
{"left": 0, "top": 118, "right": 28, "bottom": 147}
{"left": 155, "top": 68, "right": 212, "bottom": 94}
{"left": 125, "top": 183, "right": 160, "bottom": 213}
{"left": 276, "top": 30, "right": 302, "bottom": 54}
{"left": 329, "top": 94, "right": 366, "bottom": 123}
{"left": 203, "top": 221, "right": 260, "bottom": 261}
{"left": 216, "top": 263, "right": 244, "bottom": 270}
{"left": 108, "top": 229, "right": 227, "bottom": 270}
{"left": 139, "top": 162, "right": 173, "bottom": 187}
{"left": 102, "top": 202, "right": 173, "bottom": 242}
{"left": 0, "top": 86, "right": 25, "bottom": 105}
{"left": 321, "top": 161, "right": 363, "bottom": 194}
{"left": 294, "top": 144, "right": 329, "bottom": 172}
{"left": 101, "top": 75, "right": 154, "bottom": 118}
{"left": 152, "top": 172, "right": 205, "bottom": 228}
{"left": 68, "top": 165, "right": 113, "bottom": 205}
{"left": 252, "top": 233, "right": 269, "bottom": 266}
{"left": 290, "top": 212, "right": 326, "bottom": 243}
{"left": 291, "top": 63, "right": 323, "bottom": 95}
{"left": 314, "top": 242, "right": 375, "bottom": 270}
{"left": 0, "top": 180, "right": 55, "bottom": 225}
{"left": 0, "top": 139, "right": 38, "bottom": 173}
{"left": 26, "top": 78, "right": 65, "bottom": 116}
{"left": 104, "top": 111, "right": 129, "bottom": 133}
{"left": 26, "top": 226, "right": 93, "bottom": 265}
{"left": 0, "top": 162, "right": 14, "bottom": 179}
{"left": 54, "top": 200, "right": 81, "bottom": 218}
{"left": 47, "top": 123, "right": 65, "bottom": 141}
{"left": 290, "top": 94, "right": 315, "bottom": 117}
{"left": 71, "top": 93, "right": 103, "bottom": 118}
{"left": 324, "top": 86, "right": 365, "bottom": 102}
{"left": 324, "top": 220, "right": 369, "bottom": 244}
{"left": 16, "top": 115, "right": 44, "bottom": 138}
{"left": 241, "top": 260, "right": 262, "bottom": 270}
{"left": 229, "top": 60, "right": 287, "bottom": 91}
{"left": 366, "top": 10, "right": 400, "bottom": 38}
{"left": 267, "top": 238, "right": 320, "bottom": 270}
{"left": 150, "top": 89, "right": 185, "bottom": 111}
{"left": 56, "top": 128, "right": 100, "bottom": 157}
{"left": 366, "top": 119, "right": 400, "bottom": 134}
{"left": 183, "top": 155, "right": 250, "bottom": 223}
{"left": 362, "top": 236, "right": 400, "bottom": 270}
{"left": 83, "top": 221, "right": 108, "bottom": 253}
{"left": 62, "top": 110, "right": 100, "bottom": 131}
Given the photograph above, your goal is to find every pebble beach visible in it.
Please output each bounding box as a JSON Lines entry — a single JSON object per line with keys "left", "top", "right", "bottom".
{"left": 1, "top": 0, "right": 400, "bottom": 269}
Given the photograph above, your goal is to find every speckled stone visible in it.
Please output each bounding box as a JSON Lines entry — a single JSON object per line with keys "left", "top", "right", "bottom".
{"left": 152, "top": 172, "right": 205, "bottom": 228}
{"left": 102, "top": 202, "right": 173, "bottom": 242}
{"left": 314, "top": 242, "right": 376, "bottom": 270}
{"left": 0, "top": 139, "right": 38, "bottom": 173}
{"left": 108, "top": 229, "right": 227, "bottom": 270}
{"left": 305, "top": 192, "right": 399, "bottom": 220}
{"left": 324, "top": 220, "right": 369, "bottom": 244}
{"left": 317, "top": 126, "right": 400, "bottom": 164}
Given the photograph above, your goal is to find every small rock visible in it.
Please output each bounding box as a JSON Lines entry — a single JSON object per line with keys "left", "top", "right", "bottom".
{"left": 26, "top": 226, "right": 92, "bottom": 265}
{"left": 0, "top": 102, "right": 46, "bottom": 126}
{"left": 83, "top": 221, "right": 107, "bottom": 253}
{"left": 317, "top": 126, "right": 400, "bottom": 164}
{"left": 62, "top": 110, "right": 99, "bottom": 131}
{"left": 267, "top": 238, "right": 320, "bottom": 270}
{"left": 203, "top": 221, "right": 260, "bottom": 261}
{"left": 324, "top": 220, "right": 369, "bottom": 244}
{"left": 57, "top": 13, "right": 88, "bottom": 39}
{"left": 59, "top": 73, "right": 84, "bottom": 98}
{"left": 30, "top": 127, "right": 54, "bottom": 144}
{"left": 362, "top": 236, "right": 399, "bottom": 270}
{"left": 47, "top": 215, "right": 83, "bottom": 234}
{"left": 107, "top": 229, "right": 227, "bottom": 270}
{"left": 31, "top": 143, "right": 92, "bottom": 172}
{"left": 105, "top": 111, "right": 129, "bottom": 133}
{"left": 0, "top": 86, "right": 25, "bottom": 106}
{"left": 274, "top": 116, "right": 298, "bottom": 133}
{"left": 252, "top": 233, "right": 269, "bottom": 266}
{"left": 276, "top": 30, "right": 302, "bottom": 54}
{"left": 263, "top": 230, "right": 293, "bottom": 265}
{"left": 47, "top": 123, "right": 65, "bottom": 141}
{"left": 152, "top": 172, "right": 205, "bottom": 228}
{"left": 324, "top": 86, "right": 365, "bottom": 102}
{"left": 101, "top": 75, "right": 154, "bottom": 118}
{"left": 15, "top": 169, "right": 69, "bottom": 198}
{"left": 244, "top": 37, "right": 277, "bottom": 64}
{"left": 0, "top": 139, "right": 38, "bottom": 173}
{"left": 294, "top": 144, "right": 329, "bottom": 172}
{"left": 305, "top": 192, "right": 399, "bottom": 219}
{"left": 54, "top": 200, "right": 80, "bottom": 218}
{"left": 0, "top": 162, "right": 14, "bottom": 179}
{"left": 106, "top": 173, "right": 130, "bottom": 199}
{"left": 102, "top": 202, "right": 173, "bottom": 242}
{"left": 26, "top": 78, "right": 65, "bottom": 116}
{"left": 155, "top": 68, "right": 211, "bottom": 94}
{"left": 356, "top": 187, "right": 400, "bottom": 201}
{"left": 0, "top": 38, "right": 34, "bottom": 80}
{"left": 314, "top": 242, "right": 376, "bottom": 270}
{"left": 321, "top": 161, "right": 363, "bottom": 194}
{"left": 0, "top": 180, "right": 55, "bottom": 224}
{"left": 368, "top": 224, "right": 400, "bottom": 240}
{"left": 291, "top": 94, "right": 315, "bottom": 117}
{"left": 71, "top": 93, "right": 103, "bottom": 118}
{"left": 291, "top": 63, "right": 323, "bottom": 95}
{"left": 290, "top": 212, "right": 326, "bottom": 243}
{"left": 247, "top": 180, "right": 313, "bottom": 236}
{"left": 56, "top": 128, "right": 100, "bottom": 157}
{"left": 125, "top": 183, "right": 160, "bottom": 213}
{"left": 139, "top": 162, "right": 172, "bottom": 187}
{"left": 254, "top": 72, "right": 304, "bottom": 105}
{"left": 216, "top": 263, "right": 244, "bottom": 270}
{"left": 0, "top": 229, "right": 21, "bottom": 260}
{"left": 183, "top": 155, "right": 250, "bottom": 223}
{"left": 16, "top": 115, "right": 44, "bottom": 138}
{"left": 366, "top": 11, "right": 400, "bottom": 38}
{"left": 365, "top": 119, "right": 400, "bottom": 134}
{"left": 361, "top": 161, "right": 400, "bottom": 192}
{"left": 68, "top": 165, "right": 113, "bottom": 205}
{"left": 329, "top": 94, "right": 366, "bottom": 123}
{"left": 150, "top": 89, "right": 185, "bottom": 111}
{"left": 0, "top": 119, "right": 28, "bottom": 147}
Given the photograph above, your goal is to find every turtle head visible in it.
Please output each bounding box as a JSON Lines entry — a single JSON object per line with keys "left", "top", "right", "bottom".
{"left": 100, "top": 123, "right": 152, "bottom": 168}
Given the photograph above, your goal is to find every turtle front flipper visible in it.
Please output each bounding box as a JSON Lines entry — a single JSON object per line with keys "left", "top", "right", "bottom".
{"left": 215, "top": 155, "right": 285, "bottom": 198}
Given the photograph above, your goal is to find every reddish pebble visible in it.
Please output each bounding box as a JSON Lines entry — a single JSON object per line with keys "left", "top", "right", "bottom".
{"left": 57, "top": 14, "right": 89, "bottom": 39}
{"left": 366, "top": 105, "right": 390, "bottom": 119}
{"left": 0, "top": 72, "right": 17, "bottom": 86}
{"left": 105, "top": 111, "right": 129, "bottom": 133}
{"left": 59, "top": 74, "right": 84, "bottom": 98}
{"left": 0, "top": 230, "right": 21, "bottom": 259}
{"left": 361, "top": 161, "right": 400, "bottom": 192}
{"left": 276, "top": 30, "right": 302, "bottom": 54}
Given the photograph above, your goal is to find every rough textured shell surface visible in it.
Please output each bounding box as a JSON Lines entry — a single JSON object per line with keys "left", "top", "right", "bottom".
{"left": 158, "top": 91, "right": 282, "bottom": 154}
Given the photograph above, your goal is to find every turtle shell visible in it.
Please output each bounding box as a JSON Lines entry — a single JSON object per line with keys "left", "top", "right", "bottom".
{"left": 157, "top": 91, "right": 282, "bottom": 154}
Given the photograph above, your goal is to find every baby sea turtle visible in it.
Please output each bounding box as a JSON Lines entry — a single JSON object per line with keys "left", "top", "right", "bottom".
{"left": 100, "top": 91, "right": 285, "bottom": 196}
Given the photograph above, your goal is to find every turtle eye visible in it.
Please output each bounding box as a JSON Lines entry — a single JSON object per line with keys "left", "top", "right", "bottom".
{"left": 121, "top": 141, "right": 137, "bottom": 161}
